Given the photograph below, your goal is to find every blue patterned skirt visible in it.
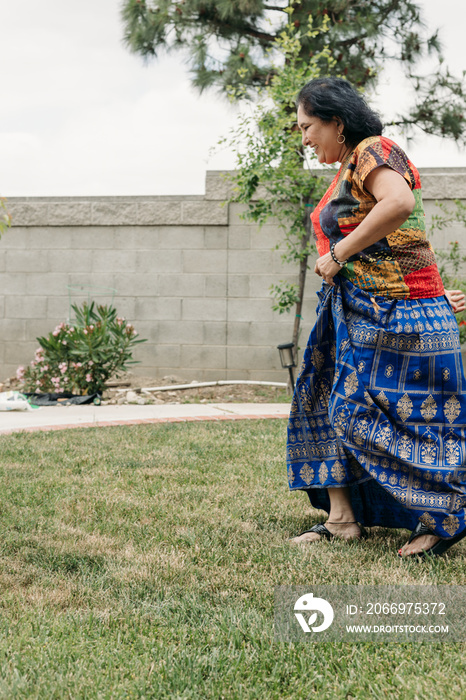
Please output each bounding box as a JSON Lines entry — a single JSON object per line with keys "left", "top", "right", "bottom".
{"left": 287, "top": 277, "right": 466, "bottom": 538}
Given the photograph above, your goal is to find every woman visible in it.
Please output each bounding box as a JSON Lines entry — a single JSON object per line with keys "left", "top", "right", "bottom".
{"left": 287, "top": 77, "right": 466, "bottom": 558}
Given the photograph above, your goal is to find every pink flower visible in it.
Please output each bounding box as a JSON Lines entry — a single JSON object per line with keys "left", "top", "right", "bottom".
{"left": 86, "top": 373, "right": 92, "bottom": 382}
{"left": 16, "top": 366, "right": 25, "bottom": 380}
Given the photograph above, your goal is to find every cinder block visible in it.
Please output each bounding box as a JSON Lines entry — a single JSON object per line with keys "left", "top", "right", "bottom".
{"left": 228, "top": 250, "right": 273, "bottom": 274}
{"left": 9, "top": 202, "right": 49, "bottom": 227}
{"left": 130, "top": 321, "right": 159, "bottom": 344}
{"left": 183, "top": 250, "right": 227, "bottom": 274}
{"left": 158, "top": 226, "right": 205, "bottom": 249}
{"left": 228, "top": 203, "right": 249, "bottom": 225}
{"left": 135, "top": 250, "right": 182, "bottom": 274}
{"left": 48, "top": 202, "right": 92, "bottom": 226}
{"left": 115, "top": 274, "right": 158, "bottom": 297}
{"left": 249, "top": 274, "right": 285, "bottom": 298}
{"left": 27, "top": 227, "right": 72, "bottom": 249}
{"left": 46, "top": 296, "right": 70, "bottom": 320}
{"left": 205, "top": 171, "right": 233, "bottom": 201}
{"left": 0, "top": 296, "right": 4, "bottom": 319}
{"left": 226, "top": 322, "right": 250, "bottom": 346}
{"left": 5, "top": 250, "right": 49, "bottom": 272}
{"left": 249, "top": 323, "right": 292, "bottom": 347}
{"left": 0, "top": 318, "right": 26, "bottom": 343}
{"left": 111, "top": 297, "right": 137, "bottom": 320}
{"left": 205, "top": 275, "right": 227, "bottom": 297}
{"left": 67, "top": 274, "right": 116, "bottom": 292}
{"left": 228, "top": 226, "right": 251, "bottom": 250}
{"left": 113, "top": 227, "right": 136, "bottom": 249}
{"left": 92, "top": 250, "right": 138, "bottom": 274}
{"left": 92, "top": 202, "right": 138, "bottom": 226}
{"left": 272, "top": 249, "right": 299, "bottom": 274}
{"left": 0, "top": 251, "right": 4, "bottom": 272}
{"left": 137, "top": 201, "right": 182, "bottom": 226}
{"left": 70, "top": 228, "right": 115, "bottom": 249}
{"left": 204, "top": 227, "right": 228, "bottom": 249}
{"left": 182, "top": 298, "right": 226, "bottom": 321}
{"left": 0, "top": 273, "right": 27, "bottom": 295}
{"left": 182, "top": 201, "right": 228, "bottom": 226}
{"left": 5, "top": 341, "right": 38, "bottom": 365}
{"left": 227, "top": 345, "right": 280, "bottom": 371}
{"left": 135, "top": 297, "right": 182, "bottom": 321}
{"left": 6, "top": 296, "right": 47, "bottom": 319}
{"left": 132, "top": 228, "right": 160, "bottom": 249}
{"left": 27, "top": 319, "right": 57, "bottom": 340}
{"left": 48, "top": 249, "right": 93, "bottom": 273}
{"left": 156, "top": 320, "right": 204, "bottom": 344}
{"left": 0, "top": 228, "right": 28, "bottom": 249}
{"left": 228, "top": 275, "right": 250, "bottom": 297}
{"left": 134, "top": 343, "right": 181, "bottom": 367}
{"left": 227, "top": 298, "right": 275, "bottom": 323}
{"left": 158, "top": 274, "right": 204, "bottom": 297}
{"left": 251, "top": 226, "right": 283, "bottom": 249}
{"left": 26, "top": 273, "right": 70, "bottom": 296}
{"left": 180, "top": 345, "right": 226, "bottom": 370}
{"left": 203, "top": 322, "right": 227, "bottom": 345}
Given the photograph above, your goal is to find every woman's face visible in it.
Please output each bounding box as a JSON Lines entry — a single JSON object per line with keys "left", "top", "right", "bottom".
{"left": 297, "top": 104, "right": 345, "bottom": 164}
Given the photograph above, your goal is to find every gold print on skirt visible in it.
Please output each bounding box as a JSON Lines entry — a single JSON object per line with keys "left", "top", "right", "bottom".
{"left": 375, "top": 390, "right": 390, "bottom": 412}
{"left": 299, "top": 463, "right": 314, "bottom": 485}
{"left": 419, "top": 428, "right": 438, "bottom": 466}
{"left": 420, "top": 394, "right": 437, "bottom": 423}
{"left": 396, "top": 393, "right": 413, "bottom": 423}
{"left": 444, "top": 396, "right": 461, "bottom": 425}
{"left": 445, "top": 429, "right": 461, "bottom": 466}
{"left": 420, "top": 512, "right": 437, "bottom": 530}
{"left": 344, "top": 370, "right": 358, "bottom": 397}
{"left": 318, "top": 462, "right": 329, "bottom": 484}
{"left": 442, "top": 515, "right": 460, "bottom": 536}
{"left": 331, "top": 461, "right": 346, "bottom": 482}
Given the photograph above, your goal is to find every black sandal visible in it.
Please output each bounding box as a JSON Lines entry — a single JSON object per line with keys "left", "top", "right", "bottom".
{"left": 291, "top": 521, "right": 367, "bottom": 541}
{"left": 398, "top": 521, "right": 466, "bottom": 559}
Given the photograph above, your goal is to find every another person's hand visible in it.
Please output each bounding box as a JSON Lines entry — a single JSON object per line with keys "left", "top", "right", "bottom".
{"left": 445, "top": 289, "right": 466, "bottom": 314}
{"left": 315, "top": 252, "right": 341, "bottom": 286}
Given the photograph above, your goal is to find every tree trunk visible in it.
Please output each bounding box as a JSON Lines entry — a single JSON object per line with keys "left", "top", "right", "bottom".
{"left": 290, "top": 201, "right": 313, "bottom": 384}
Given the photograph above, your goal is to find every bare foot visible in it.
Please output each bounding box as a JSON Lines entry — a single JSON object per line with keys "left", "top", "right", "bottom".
{"left": 290, "top": 522, "right": 362, "bottom": 545}
{"left": 399, "top": 534, "right": 441, "bottom": 557}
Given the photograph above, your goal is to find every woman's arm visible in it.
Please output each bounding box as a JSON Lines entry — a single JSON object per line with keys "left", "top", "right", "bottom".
{"left": 315, "top": 166, "right": 415, "bottom": 286}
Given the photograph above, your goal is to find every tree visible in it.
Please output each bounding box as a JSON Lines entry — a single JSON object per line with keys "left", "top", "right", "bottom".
{"left": 122, "top": 0, "right": 466, "bottom": 143}
{"left": 219, "top": 17, "right": 332, "bottom": 360}
{"left": 0, "top": 198, "right": 11, "bottom": 239}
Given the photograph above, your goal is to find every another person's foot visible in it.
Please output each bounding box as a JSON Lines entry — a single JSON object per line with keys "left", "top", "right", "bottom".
{"left": 290, "top": 521, "right": 363, "bottom": 544}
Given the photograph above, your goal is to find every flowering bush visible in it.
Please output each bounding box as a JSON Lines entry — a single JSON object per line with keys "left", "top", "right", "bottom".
{"left": 17, "top": 302, "right": 146, "bottom": 395}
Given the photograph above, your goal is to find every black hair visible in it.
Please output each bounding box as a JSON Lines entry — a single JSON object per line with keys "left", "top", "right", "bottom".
{"left": 296, "top": 77, "right": 383, "bottom": 147}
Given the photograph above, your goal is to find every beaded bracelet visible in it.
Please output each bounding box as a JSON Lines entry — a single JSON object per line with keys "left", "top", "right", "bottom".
{"left": 330, "top": 242, "right": 348, "bottom": 268}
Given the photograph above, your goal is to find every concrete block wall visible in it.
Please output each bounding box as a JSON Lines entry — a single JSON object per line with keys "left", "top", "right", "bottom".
{"left": 0, "top": 169, "right": 465, "bottom": 382}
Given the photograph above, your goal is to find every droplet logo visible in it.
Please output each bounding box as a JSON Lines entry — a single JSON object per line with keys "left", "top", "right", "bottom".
{"left": 294, "top": 592, "right": 334, "bottom": 633}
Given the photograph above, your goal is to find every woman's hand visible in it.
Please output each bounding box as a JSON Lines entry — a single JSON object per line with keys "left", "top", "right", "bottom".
{"left": 445, "top": 289, "right": 466, "bottom": 314}
{"left": 315, "top": 252, "right": 342, "bottom": 286}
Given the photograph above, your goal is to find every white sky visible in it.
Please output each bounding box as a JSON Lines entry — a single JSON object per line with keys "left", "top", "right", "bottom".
{"left": 0, "top": 0, "right": 464, "bottom": 197}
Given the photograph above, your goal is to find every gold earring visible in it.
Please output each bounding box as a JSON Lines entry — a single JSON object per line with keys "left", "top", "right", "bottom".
{"left": 336, "top": 133, "right": 346, "bottom": 144}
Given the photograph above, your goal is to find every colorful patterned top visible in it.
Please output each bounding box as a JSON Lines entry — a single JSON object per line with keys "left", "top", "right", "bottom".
{"left": 311, "top": 135, "right": 444, "bottom": 299}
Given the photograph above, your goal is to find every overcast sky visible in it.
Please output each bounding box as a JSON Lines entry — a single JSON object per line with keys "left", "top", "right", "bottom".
{"left": 0, "top": 0, "right": 464, "bottom": 197}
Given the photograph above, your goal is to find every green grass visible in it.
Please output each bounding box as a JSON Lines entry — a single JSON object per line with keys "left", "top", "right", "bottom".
{"left": 0, "top": 421, "right": 465, "bottom": 698}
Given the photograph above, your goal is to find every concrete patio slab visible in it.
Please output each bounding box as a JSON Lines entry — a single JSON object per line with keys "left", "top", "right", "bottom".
{"left": 0, "top": 403, "right": 289, "bottom": 435}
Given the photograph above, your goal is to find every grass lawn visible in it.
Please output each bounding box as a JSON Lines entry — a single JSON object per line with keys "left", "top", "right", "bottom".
{"left": 0, "top": 420, "right": 465, "bottom": 699}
